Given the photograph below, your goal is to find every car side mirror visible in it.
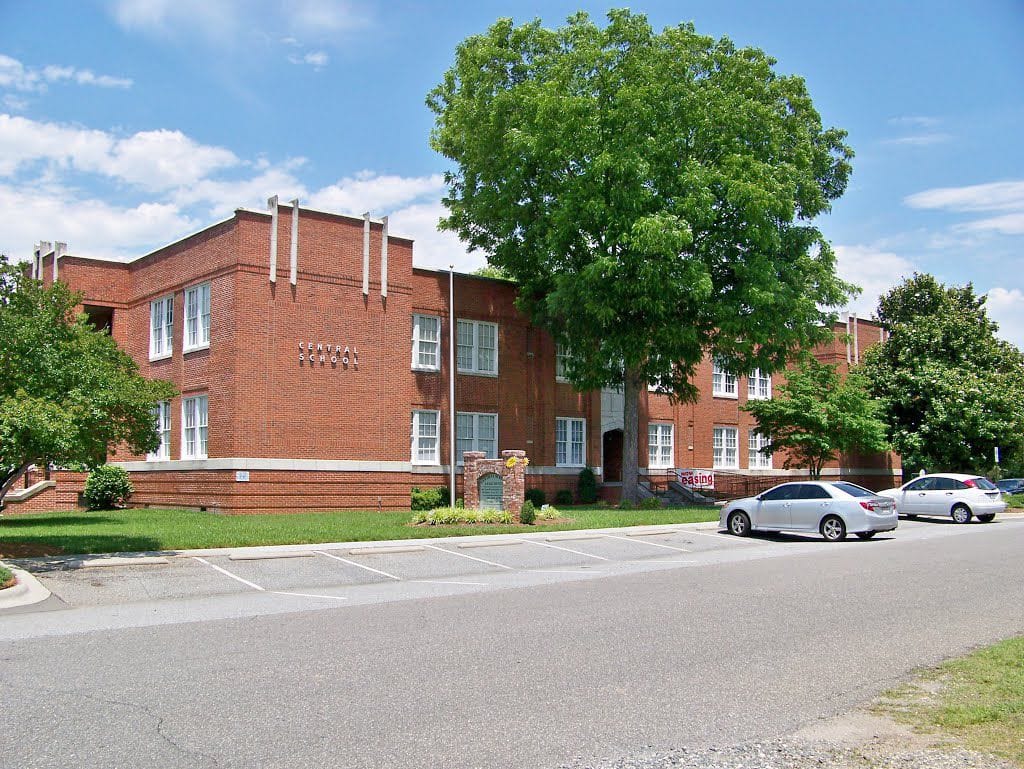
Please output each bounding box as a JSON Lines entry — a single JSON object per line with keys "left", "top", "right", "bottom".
{"left": 755, "top": 494, "right": 764, "bottom": 501}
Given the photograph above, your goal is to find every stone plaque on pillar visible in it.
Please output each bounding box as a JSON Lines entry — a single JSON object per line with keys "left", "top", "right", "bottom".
{"left": 463, "top": 449, "right": 528, "bottom": 522}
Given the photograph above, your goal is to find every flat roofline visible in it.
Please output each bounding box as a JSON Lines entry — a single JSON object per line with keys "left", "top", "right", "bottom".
{"left": 237, "top": 205, "right": 415, "bottom": 244}
{"left": 412, "top": 265, "right": 516, "bottom": 284}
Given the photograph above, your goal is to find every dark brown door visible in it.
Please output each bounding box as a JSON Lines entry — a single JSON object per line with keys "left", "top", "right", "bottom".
{"left": 603, "top": 429, "right": 623, "bottom": 482}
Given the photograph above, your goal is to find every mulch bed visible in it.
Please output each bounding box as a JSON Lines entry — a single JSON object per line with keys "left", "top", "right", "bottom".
{"left": 0, "top": 542, "right": 66, "bottom": 558}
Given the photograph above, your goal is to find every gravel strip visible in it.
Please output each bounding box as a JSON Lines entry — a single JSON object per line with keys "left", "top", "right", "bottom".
{"left": 560, "top": 739, "right": 1018, "bottom": 769}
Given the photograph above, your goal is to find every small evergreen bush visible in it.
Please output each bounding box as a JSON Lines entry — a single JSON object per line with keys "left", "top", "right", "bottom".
{"left": 520, "top": 500, "right": 536, "bottom": 525}
{"left": 618, "top": 498, "right": 635, "bottom": 510}
{"left": 639, "top": 496, "right": 663, "bottom": 509}
{"left": 577, "top": 467, "right": 598, "bottom": 503}
{"left": 411, "top": 486, "right": 450, "bottom": 510}
{"left": 82, "top": 465, "right": 133, "bottom": 510}
{"left": 525, "top": 488, "right": 546, "bottom": 508}
{"left": 554, "top": 489, "right": 574, "bottom": 506}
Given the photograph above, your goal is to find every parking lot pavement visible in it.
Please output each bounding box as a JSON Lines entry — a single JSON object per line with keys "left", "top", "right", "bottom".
{"left": 7, "top": 517, "right": 1023, "bottom": 618}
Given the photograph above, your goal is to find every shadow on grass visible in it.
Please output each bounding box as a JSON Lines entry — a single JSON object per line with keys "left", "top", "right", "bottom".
{"left": 1, "top": 536, "right": 165, "bottom": 568}
{"left": 0, "top": 516, "right": 118, "bottom": 528}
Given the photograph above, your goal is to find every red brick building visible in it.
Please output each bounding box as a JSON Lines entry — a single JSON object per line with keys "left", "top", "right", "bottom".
{"left": 11, "top": 203, "right": 900, "bottom": 513}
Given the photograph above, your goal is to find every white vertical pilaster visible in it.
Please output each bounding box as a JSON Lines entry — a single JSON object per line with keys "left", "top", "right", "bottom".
{"left": 852, "top": 312, "right": 859, "bottom": 364}
{"left": 380, "top": 215, "right": 389, "bottom": 298}
{"left": 52, "top": 241, "right": 65, "bottom": 282}
{"left": 362, "top": 212, "right": 371, "bottom": 296}
{"left": 268, "top": 195, "right": 279, "bottom": 283}
{"left": 289, "top": 199, "right": 299, "bottom": 286}
{"left": 38, "top": 241, "right": 51, "bottom": 282}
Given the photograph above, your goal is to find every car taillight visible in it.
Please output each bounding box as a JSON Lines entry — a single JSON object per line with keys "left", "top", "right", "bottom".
{"left": 860, "top": 501, "right": 878, "bottom": 511}
{"left": 964, "top": 479, "right": 976, "bottom": 488}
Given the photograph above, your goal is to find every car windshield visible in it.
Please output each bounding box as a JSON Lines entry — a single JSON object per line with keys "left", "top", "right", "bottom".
{"left": 972, "top": 477, "right": 998, "bottom": 491}
{"left": 832, "top": 481, "right": 875, "bottom": 497}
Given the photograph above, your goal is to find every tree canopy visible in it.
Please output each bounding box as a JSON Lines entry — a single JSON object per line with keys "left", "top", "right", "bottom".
{"left": 862, "top": 273, "right": 1024, "bottom": 475}
{"left": 743, "top": 357, "right": 889, "bottom": 479}
{"left": 428, "top": 10, "right": 855, "bottom": 500}
{"left": 0, "top": 255, "right": 176, "bottom": 505}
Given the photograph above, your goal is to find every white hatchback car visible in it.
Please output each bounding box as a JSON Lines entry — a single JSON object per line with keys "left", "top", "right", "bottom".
{"left": 720, "top": 481, "right": 898, "bottom": 542}
{"left": 878, "top": 473, "right": 1006, "bottom": 523}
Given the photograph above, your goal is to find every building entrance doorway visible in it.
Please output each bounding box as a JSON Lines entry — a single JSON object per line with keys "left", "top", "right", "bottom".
{"left": 603, "top": 429, "right": 623, "bottom": 483}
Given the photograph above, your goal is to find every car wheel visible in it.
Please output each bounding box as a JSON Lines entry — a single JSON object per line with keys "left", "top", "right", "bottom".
{"left": 855, "top": 531, "right": 877, "bottom": 540}
{"left": 977, "top": 513, "right": 996, "bottom": 523}
{"left": 820, "top": 515, "right": 847, "bottom": 542}
{"left": 951, "top": 504, "right": 972, "bottom": 524}
{"left": 728, "top": 511, "right": 752, "bottom": 537}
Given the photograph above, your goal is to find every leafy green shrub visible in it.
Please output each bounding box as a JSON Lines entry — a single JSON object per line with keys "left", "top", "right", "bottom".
{"left": 520, "top": 500, "right": 536, "bottom": 525}
{"left": 82, "top": 465, "right": 133, "bottom": 510}
{"left": 535, "top": 505, "right": 561, "bottom": 521}
{"left": 0, "top": 565, "right": 14, "bottom": 589}
{"left": 618, "top": 499, "right": 635, "bottom": 510}
{"left": 525, "top": 488, "right": 546, "bottom": 508}
{"left": 411, "top": 486, "right": 450, "bottom": 511}
{"left": 411, "top": 507, "right": 512, "bottom": 525}
{"left": 554, "top": 489, "right": 573, "bottom": 506}
{"left": 639, "top": 496, "right": 663, "bottom": 509}
{"left": 577, "top": 467, "right": 598, "bottom": 503}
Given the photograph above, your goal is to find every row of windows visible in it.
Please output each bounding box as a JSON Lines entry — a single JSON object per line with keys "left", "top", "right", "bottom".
{"left": 148, "top": 396, "right": 208, "bottom": 460}
{"left": 412, "top": 315, "right": 498, "bottom": 376}
{"left": 713, "top": 426, "right": 773, "bottom": 470}
{"left": 148, "top": 283, "right": 211, "bottom": 361}
{"left": 712, "top": 360, "right": 772, "bottom": 400}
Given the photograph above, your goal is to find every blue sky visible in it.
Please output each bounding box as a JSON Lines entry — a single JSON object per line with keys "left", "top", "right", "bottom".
{"left": 1, "top": 0, "right": 1022, "bottom": 346}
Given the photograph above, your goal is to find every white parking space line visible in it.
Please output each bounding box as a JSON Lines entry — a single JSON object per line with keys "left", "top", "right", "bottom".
{"left": 193, "top": 557, "right": 265, "bottom": 592}
{"left": 423, "top": 544, "right": 514, "bottom": 570}
{"left": 273, "top": 591, "right": 348, "bottom": 601}
{"left": 519, "top": 539, "right": 611, "bottom": 561}
{"left": 315, "top": 550, "right": 402, "bottom": 580}
{"left": 412, "top": 580, "right": 488, "bottom": 586}
{"left": 685, "top": 528, "right": 756, "bottom": 543}
{"left": 528, "top": 568, "right": 604, "bottom": 574}
{"left": 601, "top": 534, "right": 691, "bottom": 552}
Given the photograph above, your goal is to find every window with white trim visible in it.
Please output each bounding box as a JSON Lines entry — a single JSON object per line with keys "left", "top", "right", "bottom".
{"left": 648, "top": 423, "right": 674, "bottom": 469}
{"left": 748, "top": 430, "right": 772, "bottom": 470}
{"left": 748, "top": 368, "right": 771, "bottom": 400}
{"left": 457, "top": 319, "right": 498, "bottom": 375}
{"left": 184, "top": 283, "right": 211, "bottom": 351}
{"left": 411, "top": 314, "right": 440, "bottom": 371}
{"left": 456, "top": 412, "right": 497, "bottom": 462}
{"left": 556, "top": 417, "right": 586, "bottom": 467}
{"left": 181, "top": 395, "right": 208, "bottom": 459}
{"left": 555, "top": 344, "right": 570, "bottom": 382}
{"left": 411, "top": 410, "right": 440, "bottom": 465}
{"left": 149, "top": 295, "right": 173, "bottom": 360}
{"left": 712, "top": 359, "right": 737, "bottom": 398}
{"left": 713, "top": 426, "right": 738, "bottom": 469}
{"left": 148, "top": 401, "right": 171, "bottom": 460}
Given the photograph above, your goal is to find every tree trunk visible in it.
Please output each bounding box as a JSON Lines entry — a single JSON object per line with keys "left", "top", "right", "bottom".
{"left": 621, "top": 367, "right": 642, "bottom": 504}
{"left": 0, "top": 461, "right": 32, "bottom": 508}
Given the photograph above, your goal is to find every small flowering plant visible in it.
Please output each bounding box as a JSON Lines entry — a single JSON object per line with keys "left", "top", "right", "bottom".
{"left": 505, "top": 455, "right": 530, "bottom": 469}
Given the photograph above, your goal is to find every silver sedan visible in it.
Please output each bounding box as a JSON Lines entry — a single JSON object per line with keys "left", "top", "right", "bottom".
{"left": 720, "top": 480, "right": 898, "bottom": 542}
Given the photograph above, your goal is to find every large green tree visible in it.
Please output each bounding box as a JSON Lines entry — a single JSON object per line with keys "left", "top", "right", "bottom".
{"left": 428, "top": 10, "right": 855, "bottom": 500}
{"left": 862, "top": 273, "right": 1024, "bottom": 475}
{"left": 743, "top": 358, "right": 889, "bottom": 479}
{"left": 0, "top": 255, "right": 176, "bottom": 506}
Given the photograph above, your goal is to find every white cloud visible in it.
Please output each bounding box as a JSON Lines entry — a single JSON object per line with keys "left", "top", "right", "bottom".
{"left": 387, "top": 200, "right": 479, "bottom": 272}
{"left": 308, "top": 171, "right": 447, "bottom": 216}
{"left": 834, "top": 244, "right": 918, "bottom": 318}
{"left": 905, "top": 181, "right": 1024, "bottom": 213}
{"left": 985, "top": 287, "right": 1024, "bottom": 350}
{"left": 108, "top": 0, "right": 241, "bottom": 44}
{"left": 0, "top": 53, "right": 132, "bottom": 92}
{"left": 288, "top": 51, "right": 330, "bottom": 69}
{"left": 0, "top": 115, "right": 238, "bottom": 190}
{"left": 881, "top": 133, "right": 951, "bottom": 147}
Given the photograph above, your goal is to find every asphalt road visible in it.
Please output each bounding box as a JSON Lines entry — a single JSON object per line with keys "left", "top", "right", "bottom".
{"left": 2, "top": 519, "right": 1023, "bottom": 769}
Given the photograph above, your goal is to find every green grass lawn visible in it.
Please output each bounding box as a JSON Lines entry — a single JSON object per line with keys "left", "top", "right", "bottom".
{"left": 1006, "top": 493, "right": 1024, "bottom": 509}
{"left": 0, "top": 505, "right": 720, "bottom": 557}
{"left": 877, "top": 636, "right": 1024, "bottom": 766}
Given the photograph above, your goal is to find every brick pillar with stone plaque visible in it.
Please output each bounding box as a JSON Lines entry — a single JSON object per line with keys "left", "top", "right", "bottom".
{"left": 462, "top": 449, "right": 528, "bottom": 522}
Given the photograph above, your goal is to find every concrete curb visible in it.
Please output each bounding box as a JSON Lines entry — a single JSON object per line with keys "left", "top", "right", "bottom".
{"left": 0, "top": 567, "right": 52, "bottom": 609}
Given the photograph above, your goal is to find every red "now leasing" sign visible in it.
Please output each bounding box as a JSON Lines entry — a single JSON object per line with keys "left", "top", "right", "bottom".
{"left": 674, "top": 469, "right": 715, "bottom": 489}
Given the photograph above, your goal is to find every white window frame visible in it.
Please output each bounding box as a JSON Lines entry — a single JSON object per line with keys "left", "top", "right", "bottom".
{"left": 712, "top": 359, "right": 737, "bottom": 398}
{"left": 748, "top": 368, "right": 772, "bottom": 400}
{"left": 555, "top": 344, "right": 570, "bottom": 382}
{"left": 555, "top": 417, "right": 586, "bottom": 468}
{"left": 411, "top": 409, "right": 441, "bottom": 465}
{"left": 748, "top": 430, "right": 773, "bottom": 470}
{"left": 713, "top": 426, "right": 739, "bottom": 469}
{"left": 148, "top": 400, "right": 172, "bottom": 460}
{"left": 184, "top": 282, "right": 211, "bottom": 352}
{"left": 648, "top": 423, "right": 674, "bottom": 469}
{"left": 457, "top": 319, "right": 498, "bottom": 376}
{"left": 411, "top": 314, "right": 440, "bottom": 372}
{"left": 456, "top": 412, "right": 498, "bottom": 463}
{"left": 148, "top": 295, "right": 173, "bottom": 361}
{"left": 181, "top": 395, "right": 208, "bottom": 459}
